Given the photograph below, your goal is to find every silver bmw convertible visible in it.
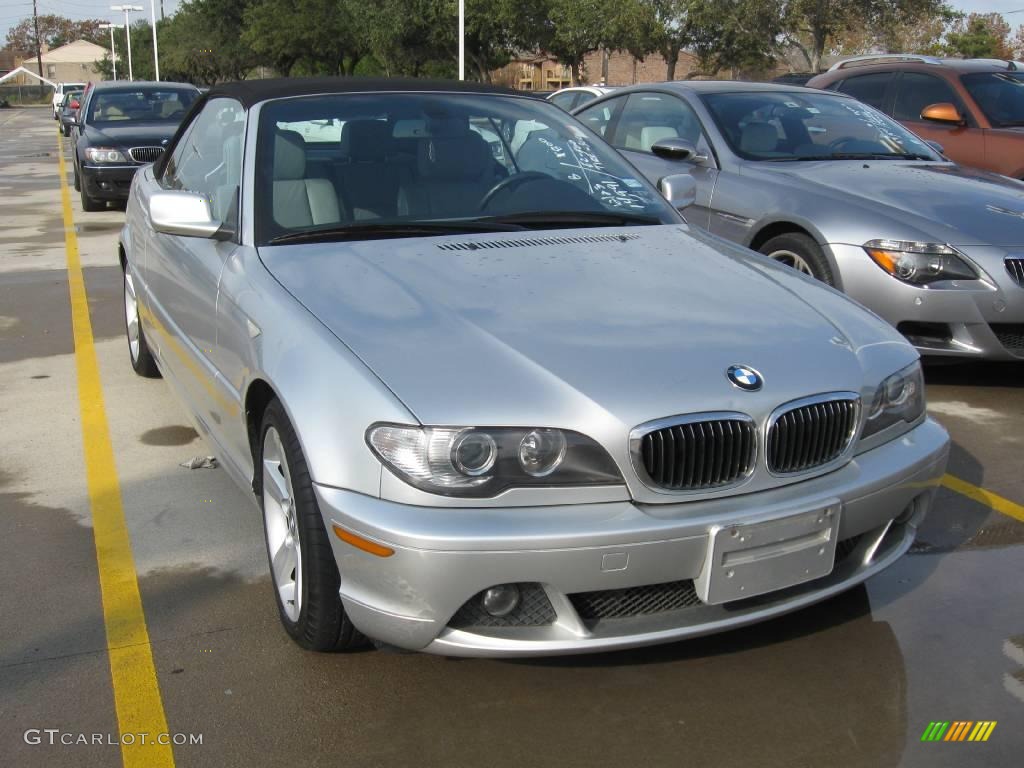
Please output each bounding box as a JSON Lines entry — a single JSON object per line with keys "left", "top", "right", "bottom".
{"left": 120, "top": 78, "right": 949, "bottom": 657}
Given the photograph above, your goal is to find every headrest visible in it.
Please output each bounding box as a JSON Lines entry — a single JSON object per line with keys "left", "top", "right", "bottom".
{"left": 640, "top": 126, "right": 678, "bottom": 149}
{"left": 339, "top": 120, "right": 391, "bottom": 162}
{"left": 740, "top": 122, "right": 778, "bottom": 155}
{"left": 274, "top": 129, "right": 306, "bottom": 180}
{"left": 417, "top": 132, "right": 491, "bottom": 181}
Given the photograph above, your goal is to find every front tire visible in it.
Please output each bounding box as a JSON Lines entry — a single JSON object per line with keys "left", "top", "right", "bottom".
{"left": 758, "top": 232, "right": 835, "bottom": 286}
{"left": 80, "top": 180, "right": 103, "bottom": 212}
{"left": 259, "top": 399, "right": 364, "bottom": 652}
{"left": 123, "top": 267, "right": 160, "bottom": 377}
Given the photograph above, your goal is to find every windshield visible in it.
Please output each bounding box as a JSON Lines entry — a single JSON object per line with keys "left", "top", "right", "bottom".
{"left": 255, "top": 92, "right": 679, "bottom": 245}
{"left": 702, "top": 91, "right": 939, "bottom": 162}
{"left": 87, "top": 88, "right": 198, "bottom": 124}
{"left": 962, "top": 72, "right": 1024, "bottom": 127}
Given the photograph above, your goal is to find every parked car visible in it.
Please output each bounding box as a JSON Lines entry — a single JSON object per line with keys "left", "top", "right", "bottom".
{"left": 120, "top": 77, "right": 949, "bottom": 657}
{"left": 574, "top": 81, "right": 1024, "bottom": 360}
{"left": 547, "top": 85, "right": 616, "bottom": 111}
{"left": 58, "top": 90, "right": 83, "bottom": 137}
{"left": 72, "top": 80, "right": 200, "bottom": 211}
{"left": 808, "top": 55, "right": 1024, "bottom": 179}
{"left": 771, "top": 73, "right": 817, "bottom": 86}
{"left": 52, "top": 81, "right": 86, "bottom": 119}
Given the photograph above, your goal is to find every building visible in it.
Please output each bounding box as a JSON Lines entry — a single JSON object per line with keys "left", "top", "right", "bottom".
{"left": 16, "top": 40, "right": 107, "bottom": 84}
{"left": 492, "top": 54, "right": 573, "bottom": 91}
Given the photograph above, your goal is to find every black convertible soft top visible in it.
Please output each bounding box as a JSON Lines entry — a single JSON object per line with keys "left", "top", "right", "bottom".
{"left": 204, "top": 77, "right": 520, "bottom": 108}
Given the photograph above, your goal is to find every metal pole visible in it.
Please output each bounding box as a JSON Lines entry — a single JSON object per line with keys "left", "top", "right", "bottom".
{"left": 150, "top": 0, "right": 160, "bottom": 81}
{"left": 458, "top": 0, "right": 464, "bottom": 81}
{"left": 110, "top": 26, "right": 117, "bottom": 80}
{"left": 32, "top": 0, "right": 44, "bottom": 99}
{"left": 124, "top": 10, "right": 133, "bottom": 81}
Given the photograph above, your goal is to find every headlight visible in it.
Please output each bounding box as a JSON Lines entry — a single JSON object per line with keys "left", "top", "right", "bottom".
{"left": 863, "top": 240, "right": 977, "bottom": 285}
{"left": 85, "top": 147, "right": 127, "bottom": 163}
{"left": 367, "top": 424, "right": 622, "bottom": 497}
{"left": 860, "top": 361, "right": 926, "bottom": 440}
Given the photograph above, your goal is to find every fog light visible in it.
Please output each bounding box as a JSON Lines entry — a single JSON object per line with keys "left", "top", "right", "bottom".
{"left": 481, "top": 584, "right": 520, "bottom": 617}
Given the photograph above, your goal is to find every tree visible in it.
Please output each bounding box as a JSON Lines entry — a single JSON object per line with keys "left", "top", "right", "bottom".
{"left": 159, "top": 0, "right": 260, "bottom": 84}
{"left": 245, "top": 0, "right": 372, "bottom": 77}
{"left": 782, "top": 0, "right": 950, "bottom": 73}
{"left": 5, "top": 14, "right": 107, "bottom": 56}
{"left": 546, "top": 0, "right": 622, "bottom": 85}
{"left": 945, "top": 13, "right": 1013, "bottom": 60}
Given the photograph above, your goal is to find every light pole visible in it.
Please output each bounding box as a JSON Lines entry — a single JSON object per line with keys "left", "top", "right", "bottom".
{"left": 149, "top": 0, "right": 160, "bottom": 81}
{"left": 111, "top": 5, "right": 143, "bottom": 81}
{"left": 458, "top": 0, "right": 464, "bottom": 81}
{"left": 99, "top": 23, "right": 120, "bottom": 80}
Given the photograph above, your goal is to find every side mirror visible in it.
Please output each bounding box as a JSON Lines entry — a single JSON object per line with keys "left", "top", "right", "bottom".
{"left": 920, "top": 102, "right": 965, "bottom": 126}
{"left": 926, "top": 140, "right": 945, "bottom": 156}
{"left": 658, "top": 174, "right": 697, "bottom": 211}
{"left": 149, "top": 190, "right": 221, "bottom": 238}
{"left": 652, "top": 137, "right": 708, "bottom": 163}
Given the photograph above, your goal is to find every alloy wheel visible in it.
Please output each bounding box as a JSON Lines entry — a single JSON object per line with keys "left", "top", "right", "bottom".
{"left": 768, "top": 249, "right": 815, "bottom": 276}
{"left": 263, "top": 426, "right": 303, "bottom": 622}
{"left": 123, "top": 270, "right": 141, "bottom": 363}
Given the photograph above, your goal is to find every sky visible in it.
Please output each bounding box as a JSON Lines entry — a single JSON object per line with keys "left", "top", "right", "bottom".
{"left": 4, "top": 1, "right": 1024, "bottom": 54}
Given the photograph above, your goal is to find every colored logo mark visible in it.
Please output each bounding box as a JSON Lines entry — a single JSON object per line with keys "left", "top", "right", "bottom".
{"left": 921, "top": 721, "right": 997, "bottom": 742}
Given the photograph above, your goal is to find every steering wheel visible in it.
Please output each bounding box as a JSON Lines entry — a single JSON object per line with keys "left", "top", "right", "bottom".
{"left": 479, "top": 172, "right": 552, "bottom": 211}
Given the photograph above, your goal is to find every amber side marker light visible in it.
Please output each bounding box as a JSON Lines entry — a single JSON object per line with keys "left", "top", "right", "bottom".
{"left": 332, "top": 524, "right": 395, "bottom": 558}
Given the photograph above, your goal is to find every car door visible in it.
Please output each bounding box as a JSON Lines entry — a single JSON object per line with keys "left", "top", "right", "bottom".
{"left": 600, "top": 91, "right": 719, "bottom": 228}
{"left": 145, "top": 97, "right": 246, "bottom": 437}
{"left": 891, "top": 71, "right": 984, "bottom": 168}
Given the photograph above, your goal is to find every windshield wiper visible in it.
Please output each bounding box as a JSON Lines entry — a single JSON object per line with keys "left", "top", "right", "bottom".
{"left": 765, "top": 152, "right": 934, "bottom": 162}
{"left": 267, "top": 220, "right": 526, "bottom": 245}
{"left": 472, "top": 211, "right": 663, "bottom": 229}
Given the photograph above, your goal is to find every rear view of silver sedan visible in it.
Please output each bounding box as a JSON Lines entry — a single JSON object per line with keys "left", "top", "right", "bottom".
{"left": 120, "top": 78, "right": 948, "bottom": 657}
{"left": 574, "top": 82, "right": 1024, "bottom": 360}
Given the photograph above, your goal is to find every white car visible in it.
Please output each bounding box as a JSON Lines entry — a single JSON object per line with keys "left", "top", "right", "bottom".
{"left": 52, "top": 81, "right": 86, "bottom": 119}
{"left": 547, "top": 86, "right": 616, "bottom": 112}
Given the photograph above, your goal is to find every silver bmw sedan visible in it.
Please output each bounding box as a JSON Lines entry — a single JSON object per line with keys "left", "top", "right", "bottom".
{"left": 120, "top": 78, "right": 949, "bottom": 657}
{"left": 574, "top": 82, "right": 1024, "bottom": 361}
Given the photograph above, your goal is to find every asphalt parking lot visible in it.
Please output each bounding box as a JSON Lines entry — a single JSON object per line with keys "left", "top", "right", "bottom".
{"left": 1, "top": 105, "right": 1022, "bottom": 767}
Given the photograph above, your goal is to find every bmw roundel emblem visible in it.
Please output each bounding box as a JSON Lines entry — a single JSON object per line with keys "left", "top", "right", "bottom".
{"left": 727, "top": 365, "right": 763, "bottom": 391}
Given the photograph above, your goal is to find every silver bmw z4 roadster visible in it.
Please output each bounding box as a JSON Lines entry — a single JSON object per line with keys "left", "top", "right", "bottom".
{"left": 120, "top": 78, "right": 950, "bottom": 657}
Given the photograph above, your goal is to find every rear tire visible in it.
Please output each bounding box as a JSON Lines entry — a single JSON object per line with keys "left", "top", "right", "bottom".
{"left": 258, "top": 399, "right": 365, "bottom": 652}
{"left": 758, "top": 232, "right": 835, "bottom": 286}
{"left": 123, "top": 267, "right": 160, "bottom": 378}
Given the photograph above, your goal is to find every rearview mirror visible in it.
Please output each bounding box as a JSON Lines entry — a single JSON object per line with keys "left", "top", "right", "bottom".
{"left": 651, "top": 138, "right": 708, "bottom": 164}
{"left": 658, "top": 174, "right": 697, "bottom": 211}
{"left": 149, "top": 190, "right": 221, "bottom": 238}
{"left": 920, "top": 102, "right": 965, "bottom": 126}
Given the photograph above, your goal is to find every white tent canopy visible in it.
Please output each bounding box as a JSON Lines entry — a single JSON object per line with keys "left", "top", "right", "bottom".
{"left": 0, "top": 67, "right": 57, "bottom": 88}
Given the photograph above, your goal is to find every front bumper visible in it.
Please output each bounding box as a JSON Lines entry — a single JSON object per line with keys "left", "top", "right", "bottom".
{"left": 80, "top": 163, "right": 139, "bottom": 201}
{"left": 830, "top": 243, "right": 1024, "bottom": 360}
{"left": 317, "top": 418, "right": 949, "bottom": 657}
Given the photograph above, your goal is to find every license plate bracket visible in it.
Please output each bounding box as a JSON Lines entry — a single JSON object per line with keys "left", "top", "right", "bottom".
{"left": 696, "top": 501, "right": 841, "bottom": 605}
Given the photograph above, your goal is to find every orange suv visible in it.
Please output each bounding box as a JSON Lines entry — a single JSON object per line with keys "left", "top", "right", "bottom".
{"left": 808, "top": 55, "right": 1024, "bottom": 179}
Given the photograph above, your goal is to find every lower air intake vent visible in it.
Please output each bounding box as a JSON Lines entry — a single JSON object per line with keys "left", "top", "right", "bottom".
{"left": 448, "top": 583, "right": 555, "bottom": 628}
{"left": 569, "top": 580, "right": 701, "bottom": 621}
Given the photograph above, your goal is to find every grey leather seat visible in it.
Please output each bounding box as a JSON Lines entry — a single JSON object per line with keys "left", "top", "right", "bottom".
{"left": 335, "top": 120, "right": 402, "bottom": 220}
{"left": 739, "top": 122, "right": 780, "bottom": 155}
{"left": 272, "top": 129, "right": 342, "bottom": 229}
{"left": 398, "top": 132, "right": 502, "bottom": 218}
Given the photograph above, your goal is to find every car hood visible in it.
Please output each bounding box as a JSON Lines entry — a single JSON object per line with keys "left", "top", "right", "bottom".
{"left": 84, "top": 122, "right": 177, "bottom": 149}
{"left": 259, "top": 226, "right": 908, "bottom": 431}
{"left": 747, "top": 161, "right": 1024, "bottom": 246}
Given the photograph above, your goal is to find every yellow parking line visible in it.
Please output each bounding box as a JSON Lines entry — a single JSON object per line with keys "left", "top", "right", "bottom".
{"left": 57, "top": 132, "right": 175, "bottom": 766}
{"left": 942, "top": 474, "right": 1024, "bottom": 524}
